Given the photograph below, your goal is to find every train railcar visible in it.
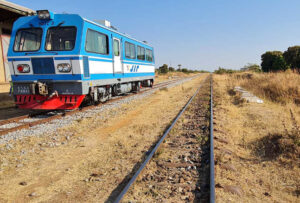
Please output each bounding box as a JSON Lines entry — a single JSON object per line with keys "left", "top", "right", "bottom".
{"left": 7, "top": 10, "right": 155, "bottom": 110}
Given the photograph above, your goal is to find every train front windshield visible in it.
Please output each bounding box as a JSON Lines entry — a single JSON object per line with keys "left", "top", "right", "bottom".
{"left": 13, "top": 28, "right": 42, "bottom": 52}
{"left": 45, "top": 26, "right": 77, "bottom": 51}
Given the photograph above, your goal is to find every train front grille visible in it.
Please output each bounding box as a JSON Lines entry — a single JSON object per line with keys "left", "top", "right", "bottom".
{"left": 31, "top": 57, "right": 55, "bottom": 74}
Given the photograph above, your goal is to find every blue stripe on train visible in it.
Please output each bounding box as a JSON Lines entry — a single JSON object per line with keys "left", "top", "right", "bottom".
{"left": 8, "top": 58, "right": 31, "bottom": 61}
{"left": 8, "top": 57, "right": 83, "bottom": 61}
{"left": 8, "top": 57, "right": 154, "bottom": 66}
{"left": 11, "top": 74, "right": 82, "bottom": 81}
{"left": 11, "top": 72, "right": 155, "bottom": 81}
{"left": 54, "top": 56, "right": 83, "bottom": 60}
{"left": 86, "top": 72, "right": 154, "bottom": 80}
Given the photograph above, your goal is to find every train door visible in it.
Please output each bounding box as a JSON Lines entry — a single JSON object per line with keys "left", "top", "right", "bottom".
{"left": 113, "top": 38, "right": 122, "bottom": 75}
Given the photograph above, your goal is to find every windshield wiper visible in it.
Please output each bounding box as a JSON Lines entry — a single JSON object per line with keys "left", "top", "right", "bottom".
{"left": 55, "top": 21, "right": 65, "bottom": 28}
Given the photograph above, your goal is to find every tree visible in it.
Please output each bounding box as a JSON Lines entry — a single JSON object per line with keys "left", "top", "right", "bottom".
{"left": 283, "top": 46, "right": 300, "bottom": 72}
{"left": 242, "top": 63, "right": 261, "bottom": 72}
{"left": 177, "top": 64, "right": 182, "bottom": 72}
{"left": 169, "top": 67, "right": 175, "bottom": 72}
{"left": 158, "top": 64, "right": 169, "bottom": 74}
{"left": 261, "top": 51, "right": 287, "bottom": 72}
{"left": 214, "top": 67, "right": 236, "bottom": 74}
{"left": 181, "top": 68, "right": 188, "bottom": 73}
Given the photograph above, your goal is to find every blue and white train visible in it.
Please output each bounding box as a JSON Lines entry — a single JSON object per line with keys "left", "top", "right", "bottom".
{"left": 7, "top": 10, "right": 155, "bottom": 110}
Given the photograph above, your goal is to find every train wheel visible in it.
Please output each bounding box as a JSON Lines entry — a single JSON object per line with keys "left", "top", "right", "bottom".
{"left": 135, "top": 82, "right": 141, "bottom": 93}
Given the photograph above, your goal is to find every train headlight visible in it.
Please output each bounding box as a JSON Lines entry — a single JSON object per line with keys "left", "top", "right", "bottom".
{"left": 57, "top": 63, "right": 72, "bottom": 72}
{"left": 17, "top": 64, "right": 30, "bottom": 73}
{"left": 37, "top": 10, "right": 54, "bottom": 20}
{"left": 57, "top": 64, "right": 63, "bottom": 72}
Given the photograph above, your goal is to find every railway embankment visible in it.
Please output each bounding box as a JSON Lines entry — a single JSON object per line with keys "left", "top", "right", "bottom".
{"left": 213, "top": 72, "right": 299, "bottom": 202}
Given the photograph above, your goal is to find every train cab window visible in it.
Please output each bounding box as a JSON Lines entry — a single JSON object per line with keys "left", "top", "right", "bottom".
{"left": 113, "top": 39, "right": 120, "bottom": 56}
{"left": 13, "top": 28, "right": 42, "bottom": 52}
{"left": 85, "top": 29, "right": 109, "bottom": 54}
{"left": 146, "top": 49, "right": 153, "bottom": 62}
{"left": 45, "top": 26, "right": 76, "bottom": 51}
{"left": 125, "top": 42, "right": 136, "bottom": 59}
{"left": 137, "top": 46, "right": 145, "bottom": 60}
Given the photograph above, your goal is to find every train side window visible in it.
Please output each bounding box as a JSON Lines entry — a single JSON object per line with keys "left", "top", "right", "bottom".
{"left": 146, "top": 49, "right": 153, "bottom": 62}
{"left": 137, "top": 46, "right": 145, "bottom": 60}
{"left": 85, "top": 29, "right": 109, "bottom": 55}
{"left": 113, "top": 39, "right": 120, "bottom": 56}
{"left": 125, "top": 42, "right": 136, "bottom": 59}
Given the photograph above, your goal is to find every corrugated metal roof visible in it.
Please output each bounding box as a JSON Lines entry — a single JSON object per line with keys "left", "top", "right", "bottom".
{"left": 0, "top": 0, "right": 35, "bottom": 16}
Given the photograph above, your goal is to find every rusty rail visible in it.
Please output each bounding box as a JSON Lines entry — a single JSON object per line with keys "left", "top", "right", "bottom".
{"left": 210, "top": 74, "right": 215, "bottom": 203}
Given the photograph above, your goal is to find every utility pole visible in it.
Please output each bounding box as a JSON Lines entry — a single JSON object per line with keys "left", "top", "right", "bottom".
{"left": 178, "top": 64, "right": 182, "bottom": 71}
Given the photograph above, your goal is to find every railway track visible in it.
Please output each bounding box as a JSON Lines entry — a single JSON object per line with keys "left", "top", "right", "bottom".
{"left": 0, "top": 76, "right": 198, "bottom": 136}
{"left": 112, "top": 75, "right": 215, "bottom": 202}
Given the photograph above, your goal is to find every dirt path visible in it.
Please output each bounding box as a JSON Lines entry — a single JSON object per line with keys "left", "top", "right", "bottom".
{"left": 0, "top": 74, "right": 207, "bottom": 202}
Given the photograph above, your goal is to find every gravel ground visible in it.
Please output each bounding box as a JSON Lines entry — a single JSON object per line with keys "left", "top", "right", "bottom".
{"left": 0, "top": 77, "right": 197, "bottom": 145}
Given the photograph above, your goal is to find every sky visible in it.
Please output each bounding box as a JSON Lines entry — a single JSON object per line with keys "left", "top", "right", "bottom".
{"left": 10, "top": 0, "right": 300, "bottom": 71}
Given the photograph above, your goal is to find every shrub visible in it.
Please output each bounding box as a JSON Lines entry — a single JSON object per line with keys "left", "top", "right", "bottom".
{"left": 214, "top": 67, "right": 238, "bottom": 74}
{"left": 232, "top": 71, "right": 300, "bottom": 104}
{"left": 158, "top": 64, "right": 169, "bottom": 74}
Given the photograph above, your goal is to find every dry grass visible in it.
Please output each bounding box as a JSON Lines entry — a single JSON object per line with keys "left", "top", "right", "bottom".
{"left": 155, "top": 72, "right": 196, "bottom": 83}
{"left": 227, "top": 71, "right": 300, "bottom": 105}
{"left": 213, "top": 74, "right": 300, "bottom": 202}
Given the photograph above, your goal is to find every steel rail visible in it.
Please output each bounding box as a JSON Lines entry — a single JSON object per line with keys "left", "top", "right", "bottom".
{"left": 113, "top": 78, "right": 206, "bottom": 203}
{"left": 0, "top": 76, "right": 197, "bottom": 136}
{"left": 0, "top": 114, "right": 29, "bottom": 125}
{"left": 210, "top": 74, "right": 215, "bottom": 203}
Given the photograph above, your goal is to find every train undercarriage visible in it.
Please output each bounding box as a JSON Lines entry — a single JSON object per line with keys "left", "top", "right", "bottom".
{"left": 14, "top": 79, "right": 154, "bottom": 110}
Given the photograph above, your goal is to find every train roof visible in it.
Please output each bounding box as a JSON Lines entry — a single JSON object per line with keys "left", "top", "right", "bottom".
{"left": 12, "top": 10, "right": 152, "bottom": 48}
{"left": 82, "top": 18, "right": 152, "bottom": 48}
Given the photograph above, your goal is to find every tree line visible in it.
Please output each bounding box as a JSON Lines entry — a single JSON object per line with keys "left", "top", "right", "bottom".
{"left": 156, "top": 64, "right": 208, "bottom": 74}
{"left": 261, "top": 46, "right": 300, "bottom": 72}
{"left": 214, "top": 63, "right": 261, "bottom": 74}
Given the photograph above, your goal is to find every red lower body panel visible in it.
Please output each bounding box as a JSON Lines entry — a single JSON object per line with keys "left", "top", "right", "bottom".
{"left": 15, "top": 95, "right": 86, "bottom": 110}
